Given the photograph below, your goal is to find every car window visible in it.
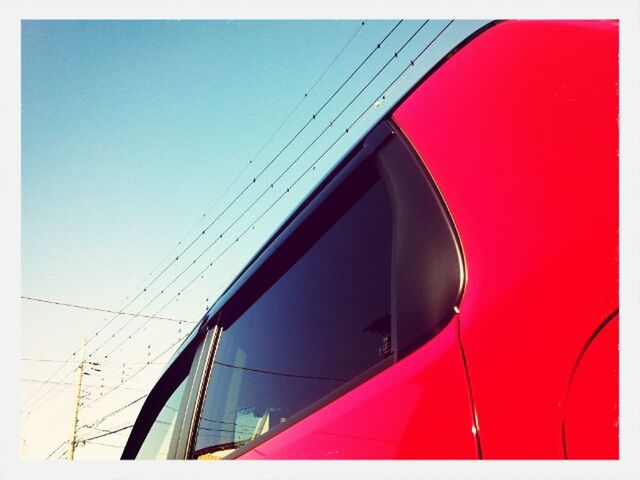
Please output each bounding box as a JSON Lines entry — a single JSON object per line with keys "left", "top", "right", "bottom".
{"left": 136, "top": 377, "right": 188, "bottom": 459}
{"left": 126, "top": 332, "right": 213, "bottom": 460}
{"left": 192, "top": 174, "right": 393, "bottom": 460}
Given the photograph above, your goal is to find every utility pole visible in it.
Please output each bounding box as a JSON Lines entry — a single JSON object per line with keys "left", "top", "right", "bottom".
{"left": 67, "top": 339, "right": 85, "bottom": 460}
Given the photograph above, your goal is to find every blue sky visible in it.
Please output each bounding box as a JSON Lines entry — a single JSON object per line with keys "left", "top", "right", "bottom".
{"left": 20, "top": 19, "right": 489, "bottom": 459}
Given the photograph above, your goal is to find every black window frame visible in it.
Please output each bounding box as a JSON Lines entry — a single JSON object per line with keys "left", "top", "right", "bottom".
{"left": 121, "top": 324, "right": 219, "bottom": 460}
{"left": 193, "top": 157, "right": 396, "bottom": 459}
{"left": 122, "top": 119, "right": 465, "bottom": 460}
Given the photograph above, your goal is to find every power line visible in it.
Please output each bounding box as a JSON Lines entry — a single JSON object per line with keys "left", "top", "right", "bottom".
{"left": 24, "top": 20, "right": 448, "bottom": 425}
{"left": 23, "top": 25, "right": 401, "bottom": 412}
{"left": 88, "top": 21, "right": 408, "bottom": 361}
{"left": 33, "top": 17, "right": 451, "bottom": 437}
{"left": 304, "top": 21, "right": 368, "bottom": 97}
{"left": 164, "top": 20, "right": 367, "bottom": 267}
{"left": 34, "top": 415, "right": 77, "bottom": 456}
{"left": 137, "top": 21, "right": 437, "bottom": 320}
{"left": 82, "top": 441, "right": 125, "bottom": 449}
{"left": 100, "top": 270, "right": 237, "bottom": 361}
{"left": 23, "top": 275, "right": 188, "bottom": 411}
{"left": 27, "top": 24, "right": 374, "bottom": 419}
{"left": 82, "top": 333, "right": 189, "bottom": 410}
{"left": 84, "top": 426, "right": 131, "bottom": 436}
{"left": 24, "top": 336, "right": 173, "bottom": 416}
{"left": 22, "top": 378, "right": 92, "bottom": 387}
{"left": 307, "top": 20, "right": 403, "bottom": 124}
{"left": 31, "top": 368, "right": 138, "bottom": 458}
{"left": 26, "top": 21, "right": 430, "bottom": 420}
{"left": 21, "top": 297, "right": 176, "bottom": 412}
{"left": 77, "top": 424, "right": 133, "bottom": 443}
{"left": 21, "top": 378, "right": 76, "bottom": 386}
{"left": 21, "top": 358, "right": 79, "bottom": 363}
{"left": 103, "top": 20, "right": 370, "bottom": 320}
{"left": 21, "top": 357, "right": 76, "bottom": 412}
{"left": 22, "top": 292, "right": 194, "bottom": 412}
{"left": 213, "top": 360, "right": 347, "bottom": 382}
{"left": 22, "top": 338, "right": 89, "bottom": 416}
{"left": 22, "top": 358, "right": 166, "bottom": 366}
{"left": 21, "top": 296, "right": 195, "bottom": 324}
{"left": 34, "top": 386, "right": 144, "bottom": 451}
{"left": 21, "top": 377, "right": 149, "bottom": 391}
{"left": 86, "top": 394, "right": 147, "bottom": 429}
{"left": 23, "top": 349, "right": 160, "bottom": 413}
{"left": 44, "top": 441, "right": 66, "bottom": 460}
{"left": 81, "top": 21, "right": 402, "bottom": 363}
{"left": 98, "top": 269, "right": 234, "bottom": 367}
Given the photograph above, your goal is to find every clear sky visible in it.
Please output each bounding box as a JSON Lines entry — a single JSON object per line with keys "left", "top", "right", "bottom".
{"left": 20, "top": 19, "right": 489, "bottom": 460}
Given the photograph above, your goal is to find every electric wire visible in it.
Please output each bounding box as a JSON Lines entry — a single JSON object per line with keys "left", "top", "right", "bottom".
{"left": 21, "top": 296, "right": 194, "bottom": 324}
{"left": 91, "top": 21, "right": 415, "bottom": 361}
{"left": 21, "top": 21, "right": 389, "bottom": 414}
{"left": 34, "top": 20, "right": 380, "bottom": 398}
{"left": 84, "top": 426, "right": 131, "bottom": 436}
{"left": 70, "top": 23, "right": 395, "bottom": 368}
{"left": 22, "top": 20, "right": 431, "bottom": 419}
{"left": 82, "top": 332, "right": 189, "bottom": 409}
{"left": 23, "top": 292, "right": 192, "bottom": 412}
{"left": 44, "top": 441, "right": 66, "bottom": 460}
{"left": 77, "top": 424, "right": 134, "bottom": 443}
{"left": 84, "top": 394, "right": 147, "bottom": 430}
{"left": 27, "top": 20, "right": 453, "bottom": 443}
{"left": 100, "top": 20, "right": 370, "bottom": 316}
{"left": 81, "top": 441, "right": 125, "bottom": 449}
{"left": 21, "top": 358, "right": 85, "bottom": 363}
{"left": 25, "top": 338, "right": 163, "bottom": 416}
{"left": 108, "top": 270, "right": 233, "bottom": 365}
{"left": 24, "top": 374, "right": 146, "bottom": 421}
{"left": 126, "top": 20, "right": 439, "bottom": 326}
{"left": 101, "top": 268, "right": 238, "bottom": 360}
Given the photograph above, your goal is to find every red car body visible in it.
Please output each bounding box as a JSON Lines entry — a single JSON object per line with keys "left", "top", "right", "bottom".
{"left": 123, "top": 19, "right": 618, "bottom": 461}
{"left": 238, "top": 20, "right": 619, "bottom": 460}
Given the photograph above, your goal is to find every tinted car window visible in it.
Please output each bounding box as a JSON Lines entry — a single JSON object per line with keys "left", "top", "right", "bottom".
{"left": 136, "top": 377, "right": 188, "bottom": 459}
{"left": 193, "top": 177, "right": 392, "bottom": 459}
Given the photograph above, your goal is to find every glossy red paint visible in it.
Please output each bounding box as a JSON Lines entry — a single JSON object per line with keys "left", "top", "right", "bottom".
{"left": 393, "top": 20, "right": 618, "bottom": 458}
{"left": 238, "top": 20, "right": 618, "bottom": 460}
{"left": 239, "top": 317, "right": 477, "bottom": 459}
{"left": 564, "top": 314, "right": 619, "bottom": 459}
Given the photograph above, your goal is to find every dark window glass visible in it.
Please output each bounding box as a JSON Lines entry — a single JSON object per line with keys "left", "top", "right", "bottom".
{"left": 193, "top": 177, "right": 392, "bottom": 460}
{"left": 136, "top": 377, "right": 188, "bottom": 459}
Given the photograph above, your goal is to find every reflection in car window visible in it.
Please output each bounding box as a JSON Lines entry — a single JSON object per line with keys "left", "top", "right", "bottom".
{"left": 136, "top": 377, "right": 187, "bottom": 459}
{"left": 193, "top": 177, "right": 393, "bottom": 460}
